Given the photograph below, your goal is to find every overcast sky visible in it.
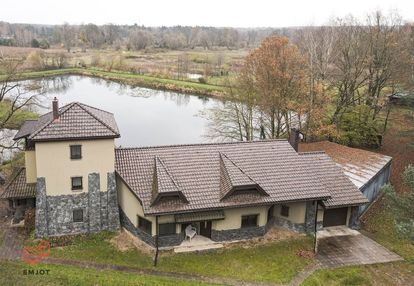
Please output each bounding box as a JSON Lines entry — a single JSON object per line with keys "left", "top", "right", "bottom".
{"left": 2, "top": 0, "right": 414, "bottom": 27}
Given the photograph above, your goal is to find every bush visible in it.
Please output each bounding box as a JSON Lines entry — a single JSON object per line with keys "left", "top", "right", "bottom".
{"left": 198, "top": 77, "right": 207, "bottom": 84}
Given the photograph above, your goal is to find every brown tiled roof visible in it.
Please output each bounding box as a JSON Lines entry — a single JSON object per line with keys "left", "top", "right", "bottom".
{"left": 151, "top": 156, "right": 188, "bottom": 205}
{"left": 299, "top": 141, "right": 392, "bottom": 189}
{"left": 115, "top": 140, "right": 365, "bottom": 215}
{"left": 14, "top": 102, "right": 120, "bottom": 141}
{"left": 299, "top": 152, "right": 368, "bottom": 208}
{"left": 0, "top": 168, "right": 36, "bottom": 199}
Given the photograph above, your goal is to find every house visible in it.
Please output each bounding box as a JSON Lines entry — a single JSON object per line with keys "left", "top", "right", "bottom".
{"left": 1, "top": 99, "right": 392, "bottom": 248}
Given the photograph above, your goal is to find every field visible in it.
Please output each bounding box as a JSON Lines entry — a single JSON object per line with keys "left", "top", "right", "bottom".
{"left": 0, "top": 46, "right": 247, "bottom": 94}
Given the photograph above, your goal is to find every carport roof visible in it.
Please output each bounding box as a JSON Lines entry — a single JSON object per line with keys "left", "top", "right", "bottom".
{"left": 299, "top": 141, "right": 392, "bottom": 189}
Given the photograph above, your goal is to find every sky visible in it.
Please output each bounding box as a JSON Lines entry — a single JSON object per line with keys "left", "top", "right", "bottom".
{"left": 2, "top": 0, "right": 414, "bottom": 27}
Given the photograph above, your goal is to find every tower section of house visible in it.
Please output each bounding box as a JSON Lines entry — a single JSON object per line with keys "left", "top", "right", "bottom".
{"left": 12, "top": 98, "right": 121, "bottom": 237}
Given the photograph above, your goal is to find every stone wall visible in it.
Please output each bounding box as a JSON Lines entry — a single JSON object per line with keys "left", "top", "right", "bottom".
{"left": 119, "top": 208, "right": 184, "bottom": 248}
{"left": 35, "top": 172, "right": 120, "bottom": 238}
{"left": 211, "top": 226, "right": 266, "bottom": 241}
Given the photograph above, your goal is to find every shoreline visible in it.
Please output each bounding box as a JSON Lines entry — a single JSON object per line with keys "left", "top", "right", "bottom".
{"left": 0, "top": 68, "right": 227, "bottom": 98}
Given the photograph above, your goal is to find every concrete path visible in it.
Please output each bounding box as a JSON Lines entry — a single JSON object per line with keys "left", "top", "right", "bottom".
{"left": 317, "top": 233, "right": 403, "bottom": 268}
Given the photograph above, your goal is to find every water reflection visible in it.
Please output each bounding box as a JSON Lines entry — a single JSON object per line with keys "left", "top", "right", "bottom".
{"left": 10, "top": 76, "right": 217, "bottom": 147}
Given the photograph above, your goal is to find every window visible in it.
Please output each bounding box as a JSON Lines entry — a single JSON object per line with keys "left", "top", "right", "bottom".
{"left": 16, "top": 199, "right": 26, "bottom": 206}
{"left": 159, "top": 223, "right": 176, "bottom": 236}
{"left": 281, "top": 205, "right": 289, "bottom": 217}
{"left": 241, "top": 214, "right": 258, "bottom": 228}
{"left": 138, "top": 216, "right": 152, "bottom": 235}
{"left": 73, "top": 209, "right": 84, "bottom": 222}
{"left": 71, "top": 177, "right": 83, "bottom": 190}
{"left": 70, "top": 145, "right": 82, "bottom": 160}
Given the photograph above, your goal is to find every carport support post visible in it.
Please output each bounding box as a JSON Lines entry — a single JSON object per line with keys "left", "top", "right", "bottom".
{"left": 313, "top": 201, "right": 318, "bottom": 254}
{"left": 154, "top": 216, "right": 159, "bottom": 267}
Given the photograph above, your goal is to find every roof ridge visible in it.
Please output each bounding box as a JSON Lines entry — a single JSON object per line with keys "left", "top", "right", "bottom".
{"left": 298, "top": 151, "right": 326, "bottom": 155}
{"left": 76, "top": 103, "right": 118, "bottom": 135}
{"left": 219, "top": 152, "right": 257, "bottom": 185}
{"left": 155, "top": 156, "right": 181, "bottom": 192}
{"left": 28, "top": 102, "right": 77, "bottom": 139}
{"left": 116, "top": 139, "right": 289, "bottom": 151}
{"left": 4, "top": 167, "right": 25, "bottom": 190}
{"left": 77, "top": 102, "right": 115, "bottom": 115}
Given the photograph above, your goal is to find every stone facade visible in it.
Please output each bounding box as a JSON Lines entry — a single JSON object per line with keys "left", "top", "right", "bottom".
{"left": 211, "top": 226, "right": 266, "bottom": 241}
{"left": 273, "top": 216, "right": 306, "bottom": 232}
{"left": 119, "top": 208, "right": 184, "bottom": 247}
{"left": 35, "top": 172, "right": 120, "bottom": 238}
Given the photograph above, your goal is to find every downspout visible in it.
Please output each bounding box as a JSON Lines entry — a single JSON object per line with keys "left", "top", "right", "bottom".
{"left": 313, "top": 200, "right": 319, "bottom": 254}
{"left": 154, "top": 215, "right": 159, "bottom": 267}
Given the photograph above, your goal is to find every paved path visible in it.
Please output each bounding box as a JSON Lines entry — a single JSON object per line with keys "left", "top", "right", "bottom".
{"left": 0, "top": 218, "right": 25, "bottom": 260}
{"left": 317, "top": 233, "right": 403, "bottom": 268}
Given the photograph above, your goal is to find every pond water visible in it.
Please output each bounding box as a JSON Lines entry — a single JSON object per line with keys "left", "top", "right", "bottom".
{"left": 21, "top": 76, "right": 221, "bottom": 147}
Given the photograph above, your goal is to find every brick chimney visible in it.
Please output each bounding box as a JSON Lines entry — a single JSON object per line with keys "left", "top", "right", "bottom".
{"left": 288, "top": 128, "right": 300, "bottom": 152}
{"left": 52, "top": 97, "right": 59, "bottom": 120}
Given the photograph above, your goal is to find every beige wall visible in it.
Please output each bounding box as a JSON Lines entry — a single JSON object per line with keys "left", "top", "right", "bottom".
{"left": 36, "top": 139, "right": 115, "bottom": 196}
{"left": 25, "top": 151, "right": 37, "bottom": 184}
{"left": 274, "top": 202, "right": 307, "bottom": 224}
{"left": 117, "top": 178, "right": 177, "bottom": 235}
{"left": 213, "top": 206, "right": 268, "bottom": 230}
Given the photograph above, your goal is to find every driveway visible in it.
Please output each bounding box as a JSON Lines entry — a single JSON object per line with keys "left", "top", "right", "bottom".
{"left": 317, "top": 227, "right": 402, "bottom": 267}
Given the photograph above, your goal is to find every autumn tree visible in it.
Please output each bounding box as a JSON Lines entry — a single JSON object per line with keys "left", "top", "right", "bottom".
{"left": 240, "top": 36, "right": 308, "bottom": 138}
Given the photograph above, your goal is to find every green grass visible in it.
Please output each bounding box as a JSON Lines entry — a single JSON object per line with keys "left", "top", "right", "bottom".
{"left": 0, "top": 68, "right": 227, "bottom": 97}
{"left": 48, "top": 232, "right": 313, "bottom": 283}
{"left": 0, "top": 261, "right": 218, "bottom": 286}
{"left": 301, "top": 262, "right": 414, "bottom": 286}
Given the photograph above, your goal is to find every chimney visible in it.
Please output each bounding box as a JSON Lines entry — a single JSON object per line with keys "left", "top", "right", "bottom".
{"left": 52, "top": 97, "right": 59, "bottom": 120}
{"left": 288, "top": 128, "right": 300, "bottom": 152}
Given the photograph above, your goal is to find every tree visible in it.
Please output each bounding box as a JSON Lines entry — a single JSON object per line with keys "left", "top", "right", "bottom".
{"left": 383, "top": 165, "right": 414, "bottom": 241}
{"left": 0, "top": 58, "right": 41, "bottom": 152}
{"left": 128, "top": 29, "right": 153, "bottom": 50}
{"left": 240, "top": 36, "right": 307, "bottom": 138}
{"left": 59, "top": 23, "right": 75, "bottom": 52}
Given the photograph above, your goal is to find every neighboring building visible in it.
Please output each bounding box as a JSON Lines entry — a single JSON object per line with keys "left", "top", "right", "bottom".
{"left": 0, "top": 168, "right": 36, "bottom": 222}
{"left": 299, "top": 141, "right": 392, "bottom": 216}
{"left": 5, "top": 99, "right": 391, "bottom": 248}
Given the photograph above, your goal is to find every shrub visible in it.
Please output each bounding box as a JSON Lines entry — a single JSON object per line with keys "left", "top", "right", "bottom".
{"left": 198, "top": 77, "right": 207, "bottom": 84}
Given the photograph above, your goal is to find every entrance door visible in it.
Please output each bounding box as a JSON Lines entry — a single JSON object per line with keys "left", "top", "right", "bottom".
{"left": 199, "top": 221, "right": 212, "bottom": 238}
{"left": 323, "top": 207, "right": 348, "bottom": 227}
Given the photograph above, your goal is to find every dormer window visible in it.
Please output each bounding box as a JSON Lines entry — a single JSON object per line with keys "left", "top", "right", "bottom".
{"left": 70, "top": 145, "right": 82, "bottom": 160}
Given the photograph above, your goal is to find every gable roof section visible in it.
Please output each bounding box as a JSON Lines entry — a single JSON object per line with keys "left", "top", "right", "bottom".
{"left": 14, "top": 102, "right": 120, "bottom": 141}
{"left": 115, "top": 140, "right": 337, "bottom": 215}
{"left": 299, "top": 151, "right": 369, "bottom": 208}
{"left": 0, "top": 168, "right": 36, "bottom": 199}
{"left": 299, "top": 141, "right": 392, "bottom": 189}
{"left": 151, "top": 156, "right": 188, "bottom": 205}
{"left": 219, "top": 152, "right": 268, "bottom": 200}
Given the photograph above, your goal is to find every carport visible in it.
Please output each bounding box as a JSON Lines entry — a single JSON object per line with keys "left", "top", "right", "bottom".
{"left": 316, "top": 226, "right": 402, "bottom": 267}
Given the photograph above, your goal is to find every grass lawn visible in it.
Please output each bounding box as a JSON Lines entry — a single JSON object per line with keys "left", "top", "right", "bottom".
{"left": 0, "top": 261, "right": 219, "bottom": 286}
{"left": 47, "top": 232, "right": 313, "bottom": 283}
{"left": 301, "top": 262, "right": 414, "bottom": 286}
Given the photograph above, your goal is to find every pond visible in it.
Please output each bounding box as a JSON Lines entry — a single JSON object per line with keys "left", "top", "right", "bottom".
{"left": 23, "top": 75, "right": 220, "bottom": 148}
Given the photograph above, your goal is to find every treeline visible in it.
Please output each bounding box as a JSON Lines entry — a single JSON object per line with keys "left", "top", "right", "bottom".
{"left": 0, "top": 22, "right": 292, "bottom": 50}
{"left": 204, "top": 12, "right": 414, "bottom": 147}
